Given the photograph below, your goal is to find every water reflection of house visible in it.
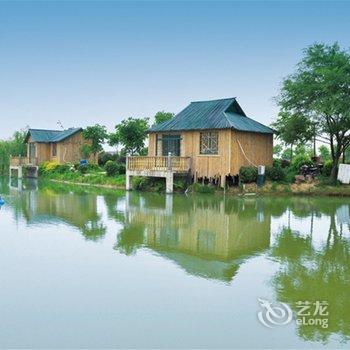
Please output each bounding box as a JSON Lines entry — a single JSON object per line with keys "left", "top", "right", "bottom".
{"left": 9, "top": 182, "right": 105, "bottom": 240}
{"left": 122, "top": 193, "right": 271, "bottom": 282}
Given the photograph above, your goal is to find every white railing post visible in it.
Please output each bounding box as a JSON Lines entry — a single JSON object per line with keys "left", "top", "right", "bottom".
{"left": 126, "top": 155, "right": 129, "bottom": 171}
{"left": 167, "top": 152, "right": 172, "bottom": 171}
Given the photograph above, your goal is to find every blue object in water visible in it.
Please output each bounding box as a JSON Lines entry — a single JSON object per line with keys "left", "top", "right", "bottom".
{"left": 0, "top": 198, "right": 5, "bottom": 205}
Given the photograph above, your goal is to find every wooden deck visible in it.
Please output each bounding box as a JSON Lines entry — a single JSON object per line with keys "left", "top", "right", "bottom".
{"left": 126, "top": 156, "right": 191, "bottom": 193}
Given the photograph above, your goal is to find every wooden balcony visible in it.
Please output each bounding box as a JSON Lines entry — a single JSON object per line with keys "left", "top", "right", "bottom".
{"left": 126, "top": 156, "right": 191, "bottom": 193}
{"left": 10, "top": 156, "right": 38, "bottom": 167}
{"left": 127, "top": 156, "right": 191, "bottom": 173}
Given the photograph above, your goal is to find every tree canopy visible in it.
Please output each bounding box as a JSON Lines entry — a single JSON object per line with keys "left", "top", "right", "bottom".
{"left": 272, "top": 111, "right": 315, "bottom": 159}
{"left": 0, "top": 128, "right": 27, "bottom": 175}
{"left": 154, "top": 111, "right": 174, "bottom": 125}
{"left": 112, "top": 117, "right": 149, "bottom": 155}
{"left": 276, "top": 43, "right": 350, "bottom": 179}
{"left": 82, "top": 124, "right": 108, "bottom": 161}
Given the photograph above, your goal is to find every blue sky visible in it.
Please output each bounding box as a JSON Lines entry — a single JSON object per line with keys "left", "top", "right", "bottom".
{"left": 0, "top": 1, "right": 350, "bottom": 139}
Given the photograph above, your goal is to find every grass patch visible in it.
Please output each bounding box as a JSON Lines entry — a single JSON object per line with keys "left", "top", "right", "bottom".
{"left": 42, "top": 170, "right": 125, "bottom": 187}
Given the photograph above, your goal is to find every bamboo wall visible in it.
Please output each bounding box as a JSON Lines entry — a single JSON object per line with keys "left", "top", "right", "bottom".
{"left": 55, "top": 131, "right": 93, "bottom": 164}
{"left": 27, "top": 136, "right": 50, "bottom": 164}
{"left": 230, "top": 130, "right": 273, "bottom": 175}
{"left": 148, "top": 129, "right": 273, "bottom": 179}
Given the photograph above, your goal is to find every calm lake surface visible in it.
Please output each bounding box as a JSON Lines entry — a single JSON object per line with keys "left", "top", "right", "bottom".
{"left": 0, "top": 178, "right": 349, "bottom": 349}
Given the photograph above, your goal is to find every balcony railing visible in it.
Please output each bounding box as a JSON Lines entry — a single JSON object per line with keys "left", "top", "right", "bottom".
{"left": 10, "top": 156, "right": 38, "bottom": 167}
{"left": 127, "top": 156, "right": 191, "bottom": 173}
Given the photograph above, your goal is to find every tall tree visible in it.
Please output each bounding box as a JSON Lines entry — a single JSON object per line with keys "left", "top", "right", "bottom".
{"left": 82, "top": 124, "right": 107, "bottom": 162}
{"left": 108, "top": 132, "right": 120, "bottom": 152}
{"left": 277, "top": 43, "right": 350, "bottom": 179}
{"left": 272, "top": 111, "right": 314, "bottom": 160}
{"left": 113, "top": 117, "right": 149, "bottom": 155}
{"left": 154, "top": 111, "right": 174, "bottom": 125}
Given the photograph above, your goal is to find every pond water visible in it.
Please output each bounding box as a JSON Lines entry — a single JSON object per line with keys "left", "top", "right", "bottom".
{"left": 0, "top": 178, "right": 349, "bottom": 349}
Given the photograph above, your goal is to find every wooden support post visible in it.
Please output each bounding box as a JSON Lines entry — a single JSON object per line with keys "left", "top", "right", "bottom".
{"left": 220, "top": 174, "right": 226, "bottom": 189}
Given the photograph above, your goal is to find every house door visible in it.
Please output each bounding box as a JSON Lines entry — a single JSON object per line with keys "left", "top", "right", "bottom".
{"left": 162, "top": 135, "right": 181, "bottom": 156}
{"left": 29, "top": 143, "right": 36, "bottom": 160}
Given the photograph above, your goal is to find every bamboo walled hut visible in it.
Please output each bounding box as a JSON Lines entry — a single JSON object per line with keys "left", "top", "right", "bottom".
{"left": 127, "top": 98, "right": 274, "bottom": 191}
{"left": 10, "top": 128, "right": 93, "bottom": 178}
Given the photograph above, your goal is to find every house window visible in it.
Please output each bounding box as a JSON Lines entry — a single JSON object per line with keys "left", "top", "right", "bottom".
{"left": 157, "top": 134, "right": 181, "bottom": 156}
{"left": 52, "top": 143, "right": 57, "bottom": 157}
{"left": 200, "top": 132, "right": 218, "bottom": 155}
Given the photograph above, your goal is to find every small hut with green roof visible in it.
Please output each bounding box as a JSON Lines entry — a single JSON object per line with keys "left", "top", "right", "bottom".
{"left": 129, "top": 97, "right": 274, "bottom": 191}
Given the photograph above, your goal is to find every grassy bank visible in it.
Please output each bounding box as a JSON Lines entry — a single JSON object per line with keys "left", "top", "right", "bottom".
{"left": 228, "top": 181, "right": 350, "bottom": 197}
{"left": 37, "top": 162, "right": 350, "bottom": 196}
{"left": 42, "top": 172, "right": 126, "bottom": 188}
{"left": 41, "top": 173, "right": 350, "bottom": 196}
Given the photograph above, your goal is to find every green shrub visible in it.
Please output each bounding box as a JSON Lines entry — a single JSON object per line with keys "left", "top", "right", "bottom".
{"left": 132, "top": 176, "right": 152, "bottom": 190}
{"left": 321, "top": 160, "right": 333, "bottom": 177}
{"left": 105, "top": 161, "right": 119, "bottom": 176}
{"left": 78, "top": 164, "right": 88, "bottom": 174}
{"left": 98, "top": 152, "right": 119, "bottom": 166}
{"left": 285, "top": 167, "right": 297, "bottom": 183}
{"left": 173, "top": 178, "right": 187, "bottom": 191}
{"left": 266, "top": 165, "right": 285, "bottom": 182}
{"left": 273, "top": 159, "right": 282, "bottom": 167}
{"left": 104, "top": 161, "right": 126, "bottom": 177}
{"left": 116, "top": 163, "right": 126, "bottom": 175}
{"left": 87, "top": 163, "right": 100, "bottom": 172}
{"left": 39, "top": 161, "right": 60, "bottom": 175}
{"left": 291, "top": 154, "right": 313, "bottom": 172}
{"left": 55, "top": 164, "right": 71, "bottom": 173}
{"left": 239, "top": 166, "right": 258, "bottom": 183}
{"left": 317, "top": 175, "right": 341, "bottom": 186}
{"left": 191, "top": 183, "right": 215, "bottom": 194}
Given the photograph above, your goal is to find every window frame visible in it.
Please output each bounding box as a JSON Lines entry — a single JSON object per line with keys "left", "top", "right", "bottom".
{"left": 199, "top": 131, "right": 219, "bottom": 155}
{"left": 52, "top": 143, "right": 57, "bottom": 157}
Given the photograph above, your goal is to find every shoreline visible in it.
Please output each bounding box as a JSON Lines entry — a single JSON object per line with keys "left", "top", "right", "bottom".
{"left": 41, "top": 177, "right": 350, "bottom": 197}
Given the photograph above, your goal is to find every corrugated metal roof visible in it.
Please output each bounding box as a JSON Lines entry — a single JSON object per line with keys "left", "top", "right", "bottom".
{"left": 224, "top": 112, "right": 273, "bottom": 134}
{"left": 149, "top": 98, "right": 273, "bottom": 134}
{"left": 26, "top": 128, "right": 82, "bottom": 143}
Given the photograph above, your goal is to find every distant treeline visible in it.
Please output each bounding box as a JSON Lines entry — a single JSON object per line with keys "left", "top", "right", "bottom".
{"left": 0, "top": 130, "right": 27, "bottom": 175}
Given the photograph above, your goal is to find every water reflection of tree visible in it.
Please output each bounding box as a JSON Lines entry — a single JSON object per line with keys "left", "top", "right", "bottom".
{"left": 271, "top": 202, "right": 350, "bottom": 342}
{"left": 114, "top": 224, "right": 144, "bottom": 255}
{"left": 81, "top": 220, "right": 107, "bottom": 241}
{"left": 3, "top": 180, "right": 108, "bottom": 242}
{"left": 103, "top": 193, "right": 126, "bottom": 224}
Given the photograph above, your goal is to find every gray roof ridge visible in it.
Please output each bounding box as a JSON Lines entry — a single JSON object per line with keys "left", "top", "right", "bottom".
{"left": 29, "top": 128, "right": 62, "bottom": 132}
{"left": 190, "top": 97, "right": 236, "bottom": 104}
